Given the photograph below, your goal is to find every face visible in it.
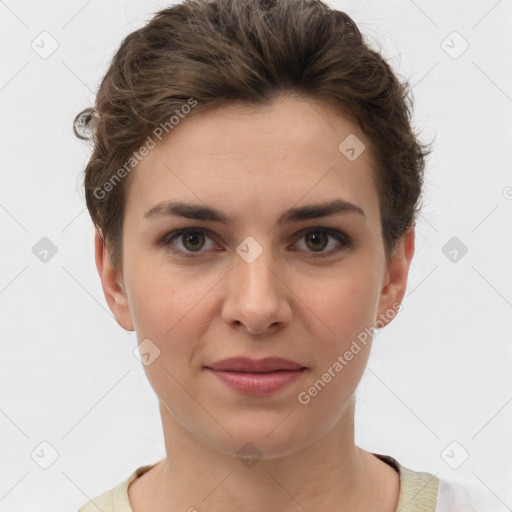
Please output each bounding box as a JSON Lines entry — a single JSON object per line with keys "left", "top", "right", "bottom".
{"left": 96, "top": 94, "right": 414, "bottom": 460}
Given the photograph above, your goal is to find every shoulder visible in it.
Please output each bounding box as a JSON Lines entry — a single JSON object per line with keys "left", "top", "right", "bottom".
{"left": 374, "top": 452, "right": 439, "bottom": 511}
{"left": 76, "top": 464, "right": 157, "bottom": 512}
{"left": 395, "top": 463, "right": 439, "bottom": 511}
{"left": 76, "top": 487, "right": 116, "bottom": 512}
{"left": 374, "top": 453, "right": 482, "bottom": 512}
{"left": 434, "top": 478, "right": 485, "bottom": 512}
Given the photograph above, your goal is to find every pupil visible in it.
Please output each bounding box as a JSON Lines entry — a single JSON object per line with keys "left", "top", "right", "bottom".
{"left": 307, "top": 231, "right": 327, "bottom": 251}
{"left": 184, "top": 232, "right": 203, "bottom": 251}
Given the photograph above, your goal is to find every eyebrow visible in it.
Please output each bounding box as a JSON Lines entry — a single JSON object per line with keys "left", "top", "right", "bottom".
{"left": 144, "top": 198, "right": 365, "bottom": 225}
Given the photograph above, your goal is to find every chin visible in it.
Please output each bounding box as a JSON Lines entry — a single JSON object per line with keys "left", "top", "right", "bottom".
{"left": 205, "top": 418, "right": 317, "bottom": 462}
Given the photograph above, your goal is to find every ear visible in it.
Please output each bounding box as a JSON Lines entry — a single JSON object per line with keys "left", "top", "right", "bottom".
{"left": 94, "top": 230, "right": 134, "bottom": 331}
{"left": 375, "top": 226, "right": 415, "bottom": 329}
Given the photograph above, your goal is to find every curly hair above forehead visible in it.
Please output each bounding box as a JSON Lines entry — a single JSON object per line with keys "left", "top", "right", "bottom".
{"left": 74, "top": 0, "right": 432, "bottom": 271}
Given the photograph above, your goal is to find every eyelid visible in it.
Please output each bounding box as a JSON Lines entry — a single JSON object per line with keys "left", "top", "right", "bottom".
{"left": 161, "top": 226, "right": 351, "bottom": 257}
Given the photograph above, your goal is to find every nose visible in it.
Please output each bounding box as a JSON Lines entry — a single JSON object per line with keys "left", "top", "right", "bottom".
{"left": 221, "top": 239, "right": 291, "bottom": 335}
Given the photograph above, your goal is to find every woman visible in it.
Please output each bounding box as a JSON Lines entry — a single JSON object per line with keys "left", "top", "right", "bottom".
{"left": 74, "top": 0, "right": 478, "bottom": 510}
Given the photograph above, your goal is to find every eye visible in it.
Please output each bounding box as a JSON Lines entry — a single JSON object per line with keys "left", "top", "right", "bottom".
{"left": 161, "top": 228, "right": 219, "bottom": 256}
{"left": 292, "top": 227, "right": 351, "bottom": 257}
{"left": 160, "top": 227, "right": 351, "bottom": 258}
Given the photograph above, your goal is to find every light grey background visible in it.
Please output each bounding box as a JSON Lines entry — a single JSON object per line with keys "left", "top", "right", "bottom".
{"left": 0, "top": 1, "right": 511, "bottom": 511}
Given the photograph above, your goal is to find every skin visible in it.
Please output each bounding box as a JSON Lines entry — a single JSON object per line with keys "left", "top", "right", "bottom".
{"left": 95, "top": 93, "right": 415, "bottom": 512}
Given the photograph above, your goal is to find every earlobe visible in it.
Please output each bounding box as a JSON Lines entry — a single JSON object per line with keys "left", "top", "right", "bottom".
{"left": 375, "top": 227, "right": 415, "bottom": 329}
{"left": 94, "top": 230, "right": 135, "bottom": 331}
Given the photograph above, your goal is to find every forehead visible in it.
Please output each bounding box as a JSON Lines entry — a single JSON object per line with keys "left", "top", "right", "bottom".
{"left": 125, "top": 95, "right": 380, "bottom": 228}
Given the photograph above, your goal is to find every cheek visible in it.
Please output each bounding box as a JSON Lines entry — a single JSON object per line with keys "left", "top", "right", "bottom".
{"left": 125, "top": 264, "right": 223, "bottom": 385}
{"left": 125, "top": 256, "right": 209, "bottom": 335}
{"left": 294, "top": 269, "right": 379, "bottom": 348}
{"left": 127, "top": 274, "right": 207, "bottom": 403}
{"left": 295, "top": 275, "right": 375, "bottom": 414}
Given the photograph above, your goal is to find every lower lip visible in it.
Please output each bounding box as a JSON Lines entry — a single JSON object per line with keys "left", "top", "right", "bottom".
{"left": 205, "top": 368, "right": 306, "bottom": 395}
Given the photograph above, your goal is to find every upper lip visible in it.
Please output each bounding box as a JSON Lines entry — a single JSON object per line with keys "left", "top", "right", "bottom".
{"left": 205, "top": 357, "right": 305, "bottom": 373}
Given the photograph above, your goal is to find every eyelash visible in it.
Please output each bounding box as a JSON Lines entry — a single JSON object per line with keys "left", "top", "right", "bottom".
{"left": 160, "top": 227, "right": 351, "bottom": 258}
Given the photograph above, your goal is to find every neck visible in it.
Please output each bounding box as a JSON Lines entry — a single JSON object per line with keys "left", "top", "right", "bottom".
{"left": 128, "top": 397, "right": 399, "bottom": 512}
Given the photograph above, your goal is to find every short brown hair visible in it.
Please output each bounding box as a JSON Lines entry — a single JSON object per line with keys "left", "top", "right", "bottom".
{"left": 74, "top": 0, "right": 432, "bottom": 272}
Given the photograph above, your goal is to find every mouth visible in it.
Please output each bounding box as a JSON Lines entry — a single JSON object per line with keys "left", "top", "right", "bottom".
{"left": 204, "top": 357, "right": 307, "bottom": 395}
{"left": 205, "top": 356, "right": 306, "bottom": 372}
